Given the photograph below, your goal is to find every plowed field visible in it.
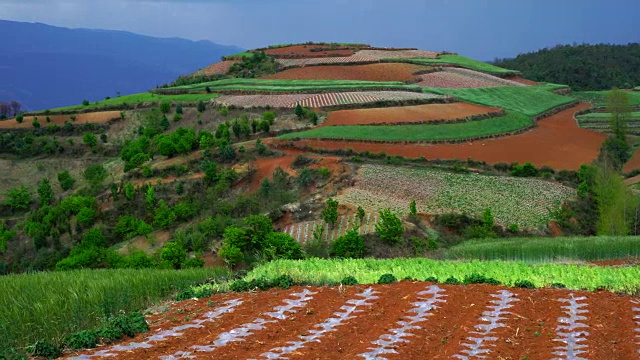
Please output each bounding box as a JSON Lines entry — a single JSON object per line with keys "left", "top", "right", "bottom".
{"left": 65, "top": 282, "right": 639, "bottom": 359}
{"left": 323, "top": 103, "right": 501, "bottom": 126}
{"left": 285, "top": 103, "right": 606, "bottom": 170}
{"left": 262, "top": 63, "right": 427, "bottom": 82}
{"left": 1, "top": 111, "right": 122, "bottom": 129}
{"left": 192, "top": 61, "right": 239, "bottom": 76}
{"left": 263, "top": 45, "right": 361, "bottom": 58}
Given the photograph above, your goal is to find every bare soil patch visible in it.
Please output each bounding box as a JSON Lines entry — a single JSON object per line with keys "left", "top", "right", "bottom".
{"left": 262, "top": 63, "right": 427, "bottom": 82}
{"left": 1, "top": 111, "right": 121, "bottom": 129}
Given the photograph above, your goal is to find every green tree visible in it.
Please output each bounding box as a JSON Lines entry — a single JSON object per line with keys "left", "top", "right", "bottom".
{"left": 124, "top": 182, "right": 135, "bottom": 201}
{"left": 37, "top": 178, "right": 54, "bottom": 206}
{"left": 32, "top": 119, "right": 40, "bottom": 129}
{"left": 16, "top": 114, "right": 24, "bottom": 123}
{"left": 375, "top": 208, "right": 404, "bottom": 245}
{"left": 322, "top": 198, "right": 339, "bottom": 227}
{"left": 77, "top": 207, "right": 96, "bottom": 227}
{"left": 145, "top": 186, "right": 156, "bottom": 208}
{"left": 262, "top": 111, "right": 276, "bottom": 124}
{"left": 197, "top": 100, "right": 206, "bottom": 113}
{"left": 594, "top": 163, "right": 636, "bottom": 235}
{"left": 482, "top": 208, "right": 495, "bottom": 229}
{"left": 83, "top": 164, "right": 108, "bottom": 188}
{"left": 4, "top": 185, "right": 32, "bottom": 210}
{"left": 82, "top": 99, "right": 90, "bottom": 106}
{"left": 82, "top": 132, "right": 97, "bottom": 148}
{"left": 159, "top": 101, "right": 171, "bottom": 114}
{"left": 329, "top": 229, "right": 365, "bottom": 258}
{"left": 295, "top": 104, "right": 304, "bottom": 119}
{"left": 607, "top": 89, "right": 632, "bottom": 141}
{"left": 161, "top": 241, "right": 187, "bottom": 269}
{"left": 154, "top": 200, "right": 176, "bottom": 228}
{"left": 409, "top": 200, "right": 417, "bottom": 219}
{"left": 357, "top": 206, "right": 365, "bottom": 224}
{"left": 176, "top": 104, "right": 183, "bottom": 114}
{"left": 232, "top": 119, "right": 241, "bottom": 138}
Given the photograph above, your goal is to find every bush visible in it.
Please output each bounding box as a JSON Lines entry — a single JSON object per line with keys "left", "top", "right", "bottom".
{"left": 375, "top": 209, "right": 404, "bottom": 245}
{"left": 329, "top": 230, "right": 365, "bottom": 258}
{"left": 340, "top": 276, "right": 359, "bottom": 286}
{"left": 107, "top": 312, "right": 149, "bottom": 338}
{"left": 183, "top": 257, "right": 205, "bottom": 269}
{"left": 32, "top": 119, "right": 41, "bottom": 129}
{"left": 511, "top": 162, "right": 538, "bottom": 177}
{"left": 425, "top": 276, "right": 439, "bottom": 283}
{"left": 76, "top": 207, "right": 96, "bottom": 227}
{"left": 161, "top": 241, "right": 187, "bottom": 269}
{"left": 29, "top": 339, "right": 62, "bottom": 359}
{"left": 154, "top": 200, "right": 176, "bottom": 229}
{"left": 263, "top": 232, "right": 304, "bottom": 261}
{"left": 262, "top": 111, "right": 276, "bottom": 124}
{"left": 65, "top": 330, "right": 99, "bottom": 349}
{"left": 272, "top": 274, "right": 295, "bottom": 289}
{"left": 16, "top": 114, "right": 24, "bottom": 123}
{"left": 82, "top": 99, "right": 90, "bottom": 106}
{"left": 230, "top": 279, "right": 251, "bottom": 292}
{"left": 159, "top": 101, "right": 171, "bottom": 114}
{"left": 83, "top": 164, "right": 108, "bottom": 188}
{"left": 4, "top": 186, "right": 32, "bottom": 211}
{"left": 219, "top": 244, "right": 243, "bottom": 266}
{"left": 463, "top": 273, "right": 501, "bottom": 285}
{"left": 377, "top": 273, "right": 397, "bottom": 284}
{"left": 321, "top": 198, "right": 339, "bottom": 226}
{"left": 514, "top": 280, "right": 536, "bottom": 289}
{"left": 82, "top": 133, "right": 98, "bottom": 148}
{"left": 197, "top": 100, "right": 206, "bottom": 113}
{"left": 443, "top": 276, "right": 461, "bottom": 285}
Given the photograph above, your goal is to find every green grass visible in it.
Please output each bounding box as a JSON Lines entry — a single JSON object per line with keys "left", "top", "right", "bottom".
{"left": 445, "top": 236, "right": 640, "bottom": 263}
{"left": 163, "top": 78, "right": 421, "bottom": 93}
{"left": 424, "top": 86, "right": 576, "bottom": 117}
{"left": 0, "top": 268, "right": 229, "bottom": 350}
{"left": 279, "top": 111, "right": 532, "bottom": 141}
{"left": 577, "top": 112, "right": 640, "bottom": 122}
{"left": 573, "top": 90, "right": 640, "bottom": 106}
{"left": 45, "top": 92, "right": 220, "bottom": 112}
{"left": 388, "top": 55, "right": 519, "bottom": 75}
{"left": 246, "top": 258, "right": 640, "bottom": 293}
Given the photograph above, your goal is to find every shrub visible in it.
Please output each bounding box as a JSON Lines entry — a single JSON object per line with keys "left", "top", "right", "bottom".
{"left": 375, "top": 209, "right": 404, "bottom": 245}
{"left": 463, "top": 273, "right": 501, "bottom": 285}
{"left": 174, "top": 201, "right": 198, "bottom": 221}
{"left": 16, "top": 114, "right": 24, "bottom": 123}
{"left": 262, "top": 111, "right": 276, "bottom": 124}
{"left": 4, "top": 186, "right": 32, "bottom": 211}
{"left": 107, "top": 312, "right": 149, "bottom": 338}
{"left": 409, "top": 200, "right": 417, "bottom": 219}
{"left": 219, "top": 244, "right": 243, "bottom": 266}
{"left": 263, "top": 232, "right": 304, "bottom": 261}
{"left": 32, "top": 119, "right": 41, "bottom": 129}
{"left": 76, "top": 207, "right": 96, "bottom": 227}
{"left": 230, "top": 279, "right": 251, "bottom": 292}
{"left": 154, "top": 200, "right": 176, "bottom": 229}
{"left": 425, "top": 276, "right": 439, "bottom": 283}
{"left": 159, "top": 101, "right": 171, "bottom": 114}
{"left": 377, "top": 273, "right": 397, "bottom": 284}
{"left": 65, "top": 330, "right": 99, "bottom": 349}
{"left": 183, "top": 257, "right": 205, "bottom": 269}
{"left": 82, "top": 133, "right": 98, "bottom": 148}
{"left": 37, "top": 178, "right": 54, "bottom": 206}
{"left": 197, "top": 100, "right": 206, "bottom": 113}
{"left": 272, "top": 274, "right": 295, "bottom": 289}
{"left": 29, "top": 339, "right": 62, "bottom": 359}
{"left": 463, "top": 225, "right": 496, "bottom": 240}
{"left": 176, "top": 104, "right": 183, "bottom": 114}
{"left": 443, "top": 276, "right": 461, "bottom": 285}
{"left": 514, "top": 280, "right": 536, "bottom": 289}
{"left": 329, "top": 230, "right": 365, "bottom": 258}
{"left": 161, "top": 241, "right": 187, "bottom": 269}
{"left": 511, "top": 162, "right": 538, "bottom": 177}
{"left": 341, "top": 276, "right": 359, "bottom": 286}
{"left": 83, "top": 164, "right": 108, "bottom": 187}
{"left": 321, "top": 198, "right": 339, "bottom": 226}
{"left": 82, "top": 99, "right": 90, "bottom": 106}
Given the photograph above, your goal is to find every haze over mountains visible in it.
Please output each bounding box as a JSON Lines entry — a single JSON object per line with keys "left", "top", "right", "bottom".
{"left": 0, "top": 20, "right": 242, "bottom": 110}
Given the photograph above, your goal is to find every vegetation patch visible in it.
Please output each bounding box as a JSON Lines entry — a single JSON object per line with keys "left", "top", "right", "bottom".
{"left": 44, "top": 93, "right": 220, "bottom": 113}
{"left": 573, "top": 90, "right": 640, "bottom": 106}
{"left": 389, "top": 55, "right": 519, "bottom": 75}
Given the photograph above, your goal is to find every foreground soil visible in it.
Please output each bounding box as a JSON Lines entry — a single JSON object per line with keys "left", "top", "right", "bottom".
{"left": 65, "top": 282, "right": 639, "bottom": 359}
{"left": 1, "top": 111, "right": 122, "bottom": 129}
{"left": 323, "top": 102, "right": 501, "bottom": 126}
{"left": 261, "top": 63, "right": 426, "bottom": 82}
{"left": 284, "top": 103, "right": 606, "bottom": 170}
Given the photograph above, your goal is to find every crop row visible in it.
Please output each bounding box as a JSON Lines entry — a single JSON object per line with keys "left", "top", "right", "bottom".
{"left": 387, "top": 55, "right": 519, "bottom": 75}
{"left": 215, "top": 91, "right": 444, "bottom": 109}
{"left": 417, "top": 70, "right": 507, "bottom": 88}
{"left": 335, "top": 164, "right": 573, "bottom": 227}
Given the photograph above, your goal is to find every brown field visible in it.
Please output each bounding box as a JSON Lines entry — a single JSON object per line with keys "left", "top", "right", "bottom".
{"left": 1, "top": 111, "right": 121, "bottom": 129}
{"left": 192, "top": 60, "right": 239, "bottom": 76}
{"left": 262, "top": 44, "right": 362, "bottom": 58}
{"left": 323, "top": 102, "right": 501, "bottom": 126}
{"left": 262, "top": 63, "right": 427, "bottom": 82}
{"left": 284, "top": 103, "right": 606, "bottom": 170}
{"left": 65, "top": 282, "right": 639, "bottom": 360}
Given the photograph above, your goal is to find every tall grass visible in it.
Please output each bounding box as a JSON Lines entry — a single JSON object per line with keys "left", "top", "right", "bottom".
{"left": 424, "top": 86, "right": 576, "bottom": 117}
{"left": 279, "top": 111, "right": 532, "bottom": 141}
{"left": 0, "top": 268, "right": 229, "bottom": 350}
{"left": 246, "top": 258, "right": 640, "bottom": 293}
{"left": 445, "top": 236, "right": 640, "bottom": 262}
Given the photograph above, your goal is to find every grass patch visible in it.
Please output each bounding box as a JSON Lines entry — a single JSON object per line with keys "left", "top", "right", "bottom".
{"left": 163, "top": 78, "right": 421, "bottom": 93}
{"left": 424, "top": 86, "right": 576, "bottom": 117}
{"left": 445, "top": 236, "right": 640, "bottom": 263}
{"left": 0, "top": 267, "right": 229, "bottom": 350}
{"left": 246, "top": 258, "right": 640, "bottom": 293}
{"left": 389, "top": 55, "right": 518, "bottom": 75}
{"left": 573, "top": 90, "right": 640, "bottom": 106}
{"left": 46, "top": 92, "right": 220, "bottom": 112}
{"left": 577, "top": 112, "right": 640, "bottom": 122}
{"left": 279, "top": 111, "right": 532, "bottom": 142}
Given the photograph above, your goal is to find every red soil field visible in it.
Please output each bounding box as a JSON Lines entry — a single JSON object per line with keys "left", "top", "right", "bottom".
{"left": 262, "top": 45, "right": 362, "bottom": 58}
{"left": 511, "top": 76, "right": 539, "bottom": 86}
{"left": 624, "top": 149, "right": 640, "bottom": 172}
{"left": 261, "top": 63, "right": 427, "bottom": 82}
{"left": 65, "top": 282, "right": 639, "bottom": 359}
{"left": 286, "top": 103, "right": 606, "bottom": 170}
{"left": 0, "top": 111, "right": 122, "bottom": 129}
{"left": 323, "top": 102, "right": 501, "bottom": 126}
{"left": 192, "top": 60, "right": 239, "bottom": 76}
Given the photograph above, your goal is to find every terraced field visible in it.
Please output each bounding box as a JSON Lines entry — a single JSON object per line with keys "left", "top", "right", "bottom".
{"left": 45, "top": 93, "right": 220, "bottom": 112}
{"left": 191, "top": 60, "right": 239, "bottom": 76}
{"left": 67, "top": 282, "right": 640, "bottom": 359}
{"left": 336, "top": 164, "right": 573, "bottom": 227}
{"left": 261, "top": 63, "right": 427, "bottom": 82}
{"left": 577, "top": 111, "right": 640, "bottom": 132}
{"left": 214, "top": 91, "right": 445, "bottom": 109}
{"left": 0, "top": 111, "right": 122, "bottom": 129}
{"left": 416, "top": 68, "right": 526, "bottom": 88}
{"left": 573, "top": 90, "right": 640, "bottom": 106}
{"left": 391, "top": 54, "right": 519, "bottom": 75}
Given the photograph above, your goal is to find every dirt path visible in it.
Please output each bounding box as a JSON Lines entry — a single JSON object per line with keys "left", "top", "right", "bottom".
{"left": 65, "top": 282, "right": 640, "bottom": 360}
{"left": 323, "top": 102, "right": 501, "bottom": 126}
{"left": 284, "top": 103, "right": 606, "bottom": 170}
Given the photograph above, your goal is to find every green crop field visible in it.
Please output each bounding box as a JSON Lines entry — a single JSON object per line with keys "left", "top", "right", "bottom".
{"left": 577, "top": 112, "right": 640, "bottom": 122}
{"left": 335, "top": 164, "right": 573, "bottom": 227}
{"left": 46, "top": 92, "right": 220, "bottom": 112}
{"left": 424, "top": 86, "right": 576, "bottom": 117}
{"left": 446, "top": 236, "right": 640, "bottom": 263}
{"left": 388, "top": 55, "right": 518, "bottom": 75}
{"left": 573, "top": 90, "right": 640, "bottom": 106}
{"left": 0, "top": 268, "right": 229, "bottom": 350}
{"left": 245, "top": 258, "right": 640, "bottom": 293}
{"left": 162, "top": 78, "right": 421, "bottom": 93}
{"left": 279, "top": 111, "right": 532, "bottom": 142}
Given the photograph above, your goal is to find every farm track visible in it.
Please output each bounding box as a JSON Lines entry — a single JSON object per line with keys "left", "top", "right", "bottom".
{"left": 282, "top": 103, "right": 606, "bottom": 170}
{"left": 65, "top": 282, "right": 640, "bottom": 359}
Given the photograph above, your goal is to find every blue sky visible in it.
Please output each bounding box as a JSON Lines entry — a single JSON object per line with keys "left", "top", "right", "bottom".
{"left": 1, "top": 0, "right": 638, "bottom": 60}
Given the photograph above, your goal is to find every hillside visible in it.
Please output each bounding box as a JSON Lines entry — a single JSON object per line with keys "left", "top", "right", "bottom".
{"left": 493, "top": 43, "right": 640, "bottom": 90}
{"left": 0, "top": 20, "right": 243, "bottom": 110}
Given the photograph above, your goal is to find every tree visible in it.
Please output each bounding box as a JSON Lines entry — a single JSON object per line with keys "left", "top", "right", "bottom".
{"left": 16, "top": 114, "right": 24, "bottom": 123}
{"left": 4, "top": 186, "right": 32, "bottom": 210}
{"left": 160, "top": 115, "right": 170, "bottom": 131}
{"left": 482, "top": 208, "right": 495, "bottom": 230}
{"left": 37, "top": 178, "right": 54, "bottom": 206}
{"left": 409, "top": 200, "right": 417, "bottom": 219}
{"left": 32, "top": 119, "right": 41, "bottom": 129}
{"left": 608, "top": 89, "right": 632, "bottom": 141}
{"left": 124, "top": 182, "right": 135, "bottom": 201}
{"left": 57, "top": 170, "right": 76, "bottom": 191}
{"left": 83, "top": 164, "right": 108, "bottom": 187}
{"left": 309, "top": 111, "right": 319, "bottom": 125}
{"left": 262, "top": 111, "right": 276, "bottom": 124}
{"left": 258, "top": 119, "right": 270, "bottom": 133}
{"left": 197, "top": 100, "right": 206, "bottom": 113}
{"left": 145, "top": 186, "right": 156, "bottom": 208}
{"left": 154, "top": 200, "right": 176, "bottom": 228}
{"left": 82, "top": 99, "right": 90, "bottom": 106}
{"left": 176, "top": 104, "right": 183, "bottom": 114}
{"left": 375, "top": 209, "right": 404, "bottom": 245}
{"left": 232, "top": 119, "right": 241, "bottom": 138}
{"left": 322, "top": 198, "right": 339, "bottom": 227}
{"left": 594, "top": 163, "right": 636, "bottom": 235}
{"left": 77, "top": 207, "right": 96, "bottom": 227}
{"left": 159, "top": 101, "right": 171, "bottom": 114}
{"left": 357, "top": 206, "right": 365, "bottom": 224}
{"left": 82, "top": 133, "right": 98, "bottom": 148}
{"left": 161, "top": 241, "right": 187, "bottom": 269}
{"left": 295, "top": 104, "right": 304, "bottom": 119}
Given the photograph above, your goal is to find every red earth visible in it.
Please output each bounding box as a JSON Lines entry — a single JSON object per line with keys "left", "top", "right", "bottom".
{"left": 624, "top": 148, "right": 640, "bottom": 173}
{"left": 323, "top": 102, "right": 501, "bottom": 126}
{"left": 261, "top": 63, "right": 427, "bottom": 82}
{"left": 64, "top": 282, "right": 640, "bottom": 359}
{"left": 1, "top": 111, "right": 122, "bottom": 129}
{"left": 510, "top": 76, "right": 539, "bottom": 86}
{"left": 262, "top": 45, "right": 367, "bottom": 58}
{"left": 192, "top": 60, "right": 239, "bottom": 76}
{"left": 283, "top": 103, "right": 607, "bottom": 170}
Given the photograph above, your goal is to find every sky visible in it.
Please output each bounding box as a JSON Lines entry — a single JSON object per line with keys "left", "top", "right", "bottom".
{"left": 0, "top": 0, "right": 638, "bottom": 60}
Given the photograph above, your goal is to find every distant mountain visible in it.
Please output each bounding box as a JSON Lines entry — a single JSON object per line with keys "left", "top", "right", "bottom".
{"left": 493, "top": 43, "right": 640, "bottom": 91}
{"left": 0, "top": 20, "right": 243, "bottom": 110}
